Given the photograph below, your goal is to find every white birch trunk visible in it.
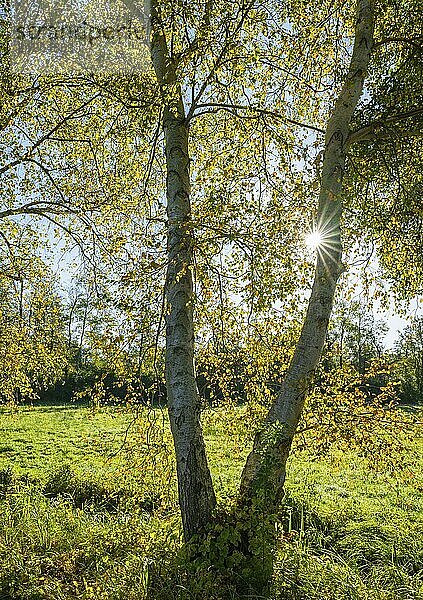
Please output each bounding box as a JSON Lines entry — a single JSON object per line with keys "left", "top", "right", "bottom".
{"left": 240, "top": 0, "right": 375, "bottom": 507}
{"left": 150, "top": 3, "right": 216, "bottom": 540}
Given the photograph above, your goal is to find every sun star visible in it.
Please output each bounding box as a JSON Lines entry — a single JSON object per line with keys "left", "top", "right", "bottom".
{"left": 305, "top": 229, "right": 323, "bottom": 250}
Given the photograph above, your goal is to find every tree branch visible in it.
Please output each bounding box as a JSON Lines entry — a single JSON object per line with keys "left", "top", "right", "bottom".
{"left": 349, "top": 108, "right": 423, "bottom": 145}
{"left": 192, "top": 102, "right": 325, "bottom": 134}
{"left": 0, "top": 93, "right": 101, "bottom": 177}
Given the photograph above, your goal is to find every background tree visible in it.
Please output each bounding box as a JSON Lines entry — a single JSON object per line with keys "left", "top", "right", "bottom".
{"left": 0, "top": 262, "right": 69, "bottom": 404}
{"left": 326, "top": 299, "right": 388, "bottom": 374}
{"left": 394, "top": 316, "right": 423, "bottom": 405}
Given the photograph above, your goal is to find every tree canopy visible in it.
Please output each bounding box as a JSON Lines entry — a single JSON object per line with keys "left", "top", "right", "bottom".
{"left": 0, "top": 0, "right": 421, "bottom": 592}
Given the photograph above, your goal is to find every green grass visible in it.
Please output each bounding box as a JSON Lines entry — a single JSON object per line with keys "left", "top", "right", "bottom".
{"left": 0, "top": 403, "right": 422, "bottom": 599}
{"left": 0, "top": 404, "right": 134, "bottom": 478}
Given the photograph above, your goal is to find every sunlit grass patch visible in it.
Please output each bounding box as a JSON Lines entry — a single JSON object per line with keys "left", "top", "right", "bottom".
{"left": 0, "top": 404, "right": 421, "bottom": 599}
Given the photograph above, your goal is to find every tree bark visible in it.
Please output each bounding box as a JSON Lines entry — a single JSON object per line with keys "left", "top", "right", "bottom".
{"left": 149, "top": 1, "right": 216, "bottom": 541}
{"left": 240, "top": 0, "right": 375, "bottom": 509}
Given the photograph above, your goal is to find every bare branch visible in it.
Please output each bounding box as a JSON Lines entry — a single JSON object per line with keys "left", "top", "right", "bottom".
{"left": 192, "top": 102, "right": 325, "bottom": 135}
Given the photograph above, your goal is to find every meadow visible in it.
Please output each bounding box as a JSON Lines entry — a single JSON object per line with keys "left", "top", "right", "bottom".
{"left": 0, "top": 403, "right": 422, "bottom": 600}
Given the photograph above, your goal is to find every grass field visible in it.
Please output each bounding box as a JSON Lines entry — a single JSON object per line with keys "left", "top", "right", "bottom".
{"left": 0, "top": 403, "right": 422, "bottom": 599}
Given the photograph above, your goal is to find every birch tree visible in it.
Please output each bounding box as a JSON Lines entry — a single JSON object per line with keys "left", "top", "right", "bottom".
{"left": 138, "top": 0, "right": 422, "bottom": 587}
{"left": 2, "top": 0, "right": 421, "bottom": 590}
{"left": 144, "top": 0, "right": 374, "bottom": 543}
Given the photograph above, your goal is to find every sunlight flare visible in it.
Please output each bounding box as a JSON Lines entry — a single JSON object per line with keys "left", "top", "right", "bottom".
{"left": 305, "top": 229, "right": 323, "bottom": 250}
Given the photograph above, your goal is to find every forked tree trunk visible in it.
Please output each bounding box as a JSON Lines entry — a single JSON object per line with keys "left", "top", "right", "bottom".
{"left": 150, "top": 2, "right": 216, "bottom": 541}
{"left": 149, "top": 0, "right": 374, "bottom": 558}
{"left": 240, "top": 0, "right": 375, "bottom": 511}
